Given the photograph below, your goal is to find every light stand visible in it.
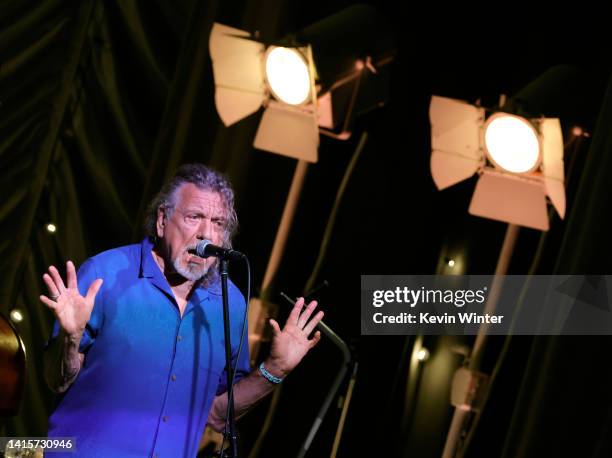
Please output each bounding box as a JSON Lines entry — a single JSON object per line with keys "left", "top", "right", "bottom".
{"left": 441, "top": 223, "right": 519, "bottom": 458}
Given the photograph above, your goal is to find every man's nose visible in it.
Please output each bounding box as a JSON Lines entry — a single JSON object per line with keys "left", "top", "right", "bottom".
{"left": 196, "top": 218, "right": 213, "bottom": 241}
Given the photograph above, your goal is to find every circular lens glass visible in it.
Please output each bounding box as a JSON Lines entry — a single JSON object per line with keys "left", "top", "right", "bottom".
{"left": 265, "top": 47, "right": 311, "bottom": 105}
{"left": 484, "top": 114, "right": 540, "bottom": 173}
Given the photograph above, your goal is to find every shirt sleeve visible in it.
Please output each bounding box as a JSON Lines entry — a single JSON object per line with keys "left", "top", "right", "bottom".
{"left": 215, "top": 293, "right": 251, "bottom": 395}
{"left": 47, "top": 258, "right": 105, "bottom": 354}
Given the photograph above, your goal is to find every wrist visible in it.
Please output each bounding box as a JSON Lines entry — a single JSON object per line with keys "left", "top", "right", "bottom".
{"left": 259, "top": 362, "right": 285, "bottom": 384}
{"left": 59, "top": 329, "right": 83, "bottom": 347}
{"left": 262, "top": 357, "right": 289, "bottom": 378}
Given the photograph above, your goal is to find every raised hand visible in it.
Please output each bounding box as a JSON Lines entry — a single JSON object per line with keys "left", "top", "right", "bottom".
{"left": 39, "top": 261, "right": 103, "bottom": 337}
{"left": 266, "top": 297, "right": 324, "bottom": 377}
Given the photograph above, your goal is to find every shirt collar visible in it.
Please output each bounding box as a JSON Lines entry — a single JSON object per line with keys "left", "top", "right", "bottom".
{"left": 140, "top": 236, "right": 158, "bottom": 279}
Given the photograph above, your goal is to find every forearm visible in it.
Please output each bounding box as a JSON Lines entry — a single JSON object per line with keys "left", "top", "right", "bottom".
{"left": 207, "top": 359, "right": 285, "bottom": 432}
{"left": 44, "top": 331, "right": 84, "bottom": 393}
{"left": 207, "top": 297, "right": 324, "bottom": 432}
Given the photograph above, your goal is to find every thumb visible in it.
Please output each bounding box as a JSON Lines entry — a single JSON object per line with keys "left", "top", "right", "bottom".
{"left": 85, "top": 278, "right": 103, "bottom": 303}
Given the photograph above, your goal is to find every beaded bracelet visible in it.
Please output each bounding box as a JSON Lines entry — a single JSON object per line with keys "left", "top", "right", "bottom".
{"left": 259, "top": 362, "right": 284, "bottom": 384}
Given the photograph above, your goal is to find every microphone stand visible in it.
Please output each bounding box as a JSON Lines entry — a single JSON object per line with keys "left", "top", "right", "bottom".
{"left": 220, "top": 257, "right": 239, "bottom": 458}
{"left": 279, "top": 293, "right": 353, "bottom": 458}
{"left": 296, "top": 319, "right": 351, "bottom": 458}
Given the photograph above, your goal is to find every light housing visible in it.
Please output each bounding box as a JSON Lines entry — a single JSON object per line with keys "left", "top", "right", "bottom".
{"left": 209, "top": 23, "right": 318, "bottom": 162}
{"left": 429, "top": 95, "right": 565, "bottom": 231}
{"left": 209, "top": 5, "right": 394, "bottom": 162}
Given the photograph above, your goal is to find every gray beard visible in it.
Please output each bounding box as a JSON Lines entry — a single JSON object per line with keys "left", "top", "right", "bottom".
{"left": 172, "top": 254, "right": 209, "bottom": 282}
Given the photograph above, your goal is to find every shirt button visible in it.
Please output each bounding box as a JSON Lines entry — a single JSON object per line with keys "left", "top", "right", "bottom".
{"left": 177, "top": 335, "right": 183, "bottom": 341}
{"left": 171, "top": 374, "right": 177, "bottom": 381}
{"left": 162, "top": 416, "right": 169, "bottom": 422}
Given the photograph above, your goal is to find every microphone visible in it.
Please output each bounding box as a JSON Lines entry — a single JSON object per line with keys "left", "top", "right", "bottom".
{"left": 195, "top": 240, "right": 245, "bottom": 260}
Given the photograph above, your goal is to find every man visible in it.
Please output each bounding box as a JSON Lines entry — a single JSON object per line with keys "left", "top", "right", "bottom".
{"left": 41, "top": 164, "right": 323, "bottom": 457}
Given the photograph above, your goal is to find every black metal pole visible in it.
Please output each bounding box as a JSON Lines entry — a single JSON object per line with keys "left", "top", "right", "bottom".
{"left": 220, "top": 257, "right": 238, "bottom": 458}
{"left": 296, "top": 319, "right": 350, "bottom": 458}
{"left": 279, "top": 293, "right": 352, "bottom": 458}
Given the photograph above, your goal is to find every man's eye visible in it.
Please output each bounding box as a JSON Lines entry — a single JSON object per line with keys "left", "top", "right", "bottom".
{"left": 212, "top": 219, "right": 225, "bottom": 228}
{"left": 186, "top": 214, "right": 200, "bottom": 222}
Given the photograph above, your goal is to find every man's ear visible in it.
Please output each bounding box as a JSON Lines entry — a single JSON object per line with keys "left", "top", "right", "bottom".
{"left": 156, "top": 207, "right": 166, "bottom": 238}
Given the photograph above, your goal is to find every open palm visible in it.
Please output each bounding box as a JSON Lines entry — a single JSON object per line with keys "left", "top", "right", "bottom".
{"left": 268, "top": 297, "right": 324, "bottom": 375}
{"left": 39, "top": 261, "right": 103, "bottom": 337}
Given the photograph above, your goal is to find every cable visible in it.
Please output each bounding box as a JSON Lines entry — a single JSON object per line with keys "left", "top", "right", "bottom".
{"left": 304, "top": 131, "right": 368, "bottom": 294}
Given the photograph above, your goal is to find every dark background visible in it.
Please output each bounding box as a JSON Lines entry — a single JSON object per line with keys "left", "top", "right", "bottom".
{"left": 1, "top": 0, "right": 612, "bottom": 456}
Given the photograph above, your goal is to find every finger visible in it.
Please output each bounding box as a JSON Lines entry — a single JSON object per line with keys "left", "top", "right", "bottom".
{"left": 48, "top": 265, "right": 67, "bottom": 294}
{"left": 85, "top": 279, "right": 103, "bottom": 303}
{"left": 309, "top": 330, "right": 322, "bottom": 349}
{"left": 40, "top": 295, "right": 60, "bottom": 311}
{"left": 286, "top": 297, "right": 305, "bottom": 325}
{"left": 302, "top": 310, "right": 324, "bottom": 336}
{"left": 66, "top": 260, "right": 77, "bottom": 289}
{"left": 42, "top": 273, "right": 60, "bottom": 297}
{"left": 297, "top": 300, "right": 318, "bottom": 329}
{"left": 269, "top": 319, "right": 281, "bottom": 338}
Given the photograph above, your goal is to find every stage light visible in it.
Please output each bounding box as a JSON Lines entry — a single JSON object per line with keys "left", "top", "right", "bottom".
{"left": 448, "top": 259, "right": 455, "bottom": 268}
{"left": 436, "top": 65, "right": 591, "bottom": 458}
{"left": 46, "top": 223, "right": 57, "bottom": 233}
{"left": 209, "top": 23, "right": 317, "bottom": 161}
{"left": 429, "top": 96, "right": 565, "bottom": 231}
{"left": 209, "top": 7, "right": 394, "bottom": 383}
{"left": 209, "top": 5, "right": 394, "bottom": 162}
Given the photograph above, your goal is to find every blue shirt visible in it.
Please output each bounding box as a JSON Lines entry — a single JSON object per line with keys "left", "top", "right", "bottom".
{"left": 47, "top": 238, "right": 250, "bottom": 458}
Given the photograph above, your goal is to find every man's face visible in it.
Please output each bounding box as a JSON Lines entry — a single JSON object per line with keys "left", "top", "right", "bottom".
{"left": 156, "top": 183, "right": 227, "bottom": 281}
